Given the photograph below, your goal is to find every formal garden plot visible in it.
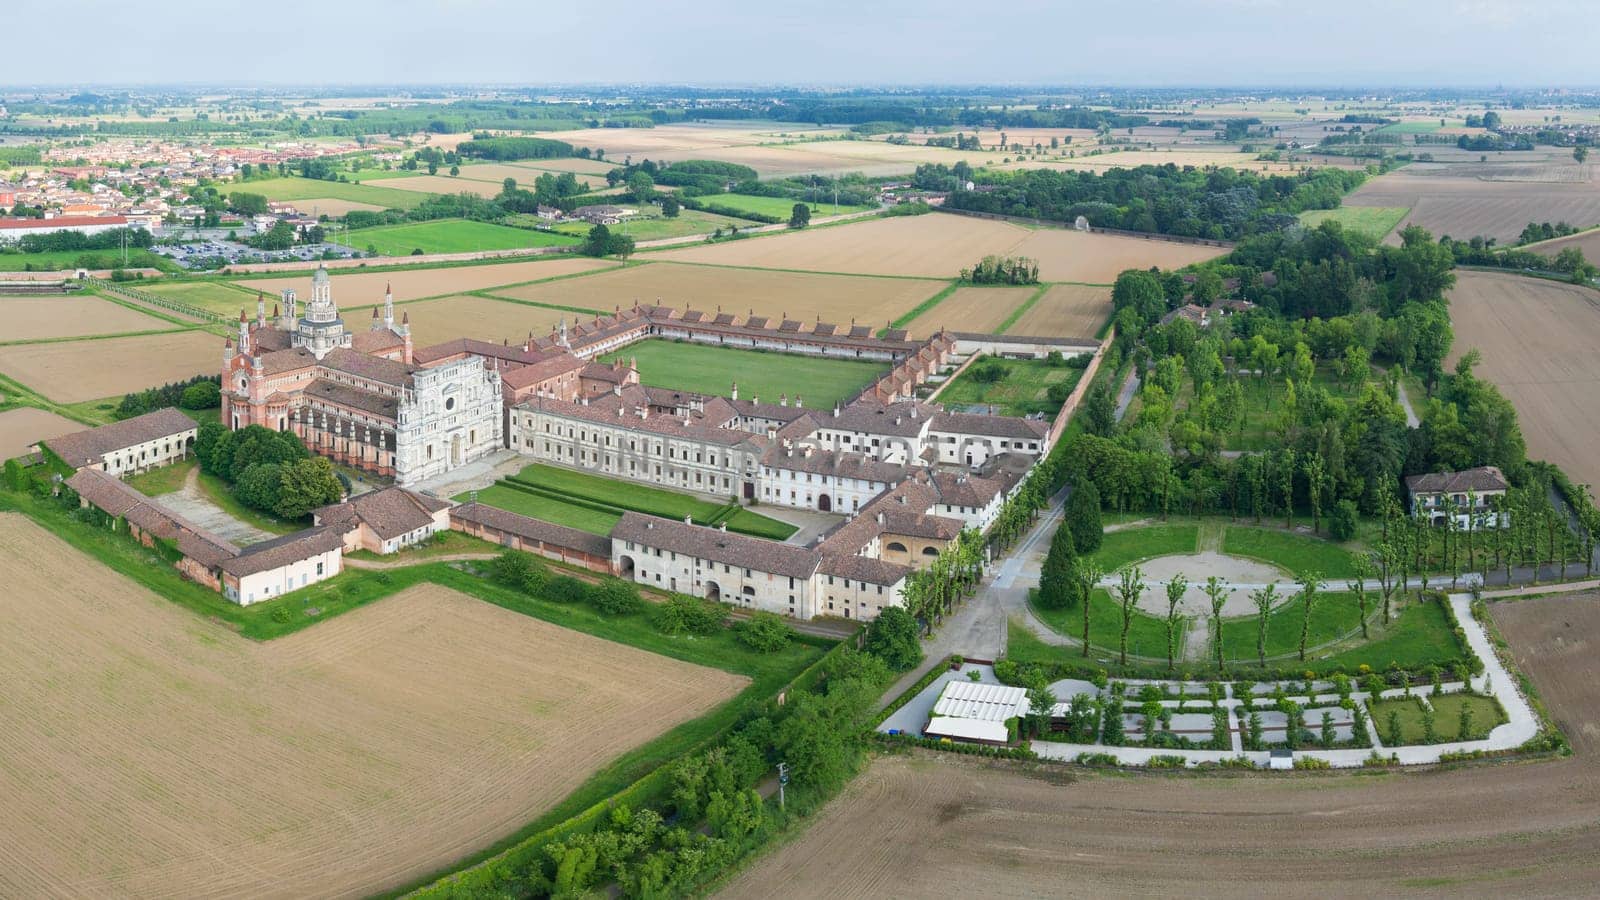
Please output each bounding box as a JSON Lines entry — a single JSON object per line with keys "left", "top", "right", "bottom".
{"left": 0, "top": 516, "right": 746, "bottom": 899}
{"left": 0, "top": 331, "right": 222, "bottom": 403}
{"left": 1367, "top": 693, "right": 1507, "bottom": 745}
{"left": 935, "top": 354, "right": 1084, "bottom": 418}
{"left": 599, "top": 339, "right": 889, "bottom": 410}
{"left": 0, "top": 294, "right": 176, "bottom": 341}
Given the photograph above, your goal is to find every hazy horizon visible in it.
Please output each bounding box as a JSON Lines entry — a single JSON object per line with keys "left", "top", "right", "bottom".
{"left": 6, "top": 0, "right": 1595, "bottom": 89}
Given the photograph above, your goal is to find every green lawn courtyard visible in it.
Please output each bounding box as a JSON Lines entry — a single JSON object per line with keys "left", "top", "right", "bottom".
{"left": 936, "top": 356, "right": 1083, "bottom": 418}
{"left": 601, "top": 340, "right": 888, "bottom": 410}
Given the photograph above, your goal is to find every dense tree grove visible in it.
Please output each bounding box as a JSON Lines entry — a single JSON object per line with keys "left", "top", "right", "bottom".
{"left": 941, "top": 165, "right": 1370, "bottom": 239}
{"left": 455, "top": 136, "right": 575, "bottom": 161}
{"left": 961, "top": 255, "right": 1039, "bottom": 284}
{"left": 194, "top": 423, "right": 342, "bottom": 520}
{"left": 115, "top": 374, "right": 220, "bottom": 419}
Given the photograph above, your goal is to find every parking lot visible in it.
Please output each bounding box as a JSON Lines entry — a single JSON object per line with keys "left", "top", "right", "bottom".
{"left": 151, "top": 230, "right": 357, "bottom": 270}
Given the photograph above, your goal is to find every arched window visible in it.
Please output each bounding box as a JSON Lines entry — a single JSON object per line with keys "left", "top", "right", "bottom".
{"left": 886, "top": 542, "right": 907, "bottom": 553}
{"left": 921, "top": 546, "right": 940, "bottom": 557}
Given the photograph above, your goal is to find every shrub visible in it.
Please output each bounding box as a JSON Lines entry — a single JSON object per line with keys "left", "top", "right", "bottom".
{"left": 734, "top": 611, "right": 795, "bottom": 652}
{"left": 1292, "top": 756, "right": 1332, "bottom": 770}
{"left": 545, "top": 575, "right": 592, "bottom": 604}
{"left": 489, "top": 550, "right": 547, "bottom": 594}
{"left": 864, "top": 607, "right": 923, "bottom": 670}
{"left": 179, "top": 380, "right": 221, "bottom": 409}
{"left": 654, "top": 593, "right": 727, "bottom": 635}
{"left": 1146, "top": 754, "right": 1188, "bottom": 769}
{"left": 591, "top": 579, "right": 644, "bottom": 616}
{"left": 1328, "top": 499, "right": 1359, "bottom": 541}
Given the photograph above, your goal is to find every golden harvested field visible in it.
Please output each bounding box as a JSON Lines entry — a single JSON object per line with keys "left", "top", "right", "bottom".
{"left": 1006, "top": 283, "right": 1112, "bottom": 339}
{"left": 231, "top": 257, "right": 618, "bottom": 304}
{"left": 0, "top": 522, "right": 746, "bottom": 899}
{"left": 1447, "top": 270, "right": 1600, "bottom": 491}
{"left": 1347, "top": 170, "right": 1600, "bottom": 245}
{"left": 655, "top": 214, "right": 1224, "bottom": 282}
{"left": 498, "top": 262, "right": 946, "bottom": 326}
{"left": 454, "top": 163, "right": 605, "bottom": 191}
{"left": 286, "top": 197, "right": 387, "bottom": 217}
{"left": 0, "top": 331, "right": 221, "bottom": 403}
{"left": 395, "top": 294, "right": 571, "bottom": 347}
{"left": 988, "top": 149, "right": 1325, "bottom": 175}
{"left": 0, "top": 406, "right": 81, "bottom": 461}
{"left": 527, "top": 123, "right": 847, "bottom": 159}
{"left": 379, "top": 175, "right": 498, "bottom": 197}
{"left": 0, "top": 294, "right": 174, "bottom": 341}
{"left": 507, "top": 157, "right": 621, "bottom": 177}
{"left": 906, "top": 286, "right": 1035, "bottom": 337}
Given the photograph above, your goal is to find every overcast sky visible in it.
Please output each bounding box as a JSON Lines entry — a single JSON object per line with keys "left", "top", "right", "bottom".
{"left": 6, "top": 0, "right": 1593, "bottom": 88}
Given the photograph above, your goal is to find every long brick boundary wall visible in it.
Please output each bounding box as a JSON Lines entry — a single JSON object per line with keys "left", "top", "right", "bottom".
{"left": 1044, "top": 324, "right": 1115, "bottom": 450}
{"left": 450, "top": 502, "right": 613, "bottom": 575}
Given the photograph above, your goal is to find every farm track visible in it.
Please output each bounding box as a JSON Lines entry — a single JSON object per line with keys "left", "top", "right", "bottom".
{"left": 0, "top": 515, "right": 745, "bottom": 898}
{"left": 723, "top": 592, "right": 1600, "bottom": 899}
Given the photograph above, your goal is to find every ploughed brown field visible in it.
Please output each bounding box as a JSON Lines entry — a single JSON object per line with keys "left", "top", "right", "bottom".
{"left": 906, "top": 286, "right": 1035, "bottom": 338}
{"left": 0, "top": 294, "right": 176, "bottom": 341}
{"left": 723, "top": 591, "right": 1600, "bottom": 899}
{"left": 392, "top": 294, "right": 570, "bottom": 347}
{"left": 0, "top": 331, "right": 222, "bottom": 403}
{"left": 497, "top": 261, "right": 946, "bottom": 327}
{"left": 1527, "top": 227, "right": 1600, "bottom": 267}
{"left": 1447, "top": 271, "right": 1600, "bottom": 491}
{"left": 0, "top": 406, "right": 81, "bottom": 461}
{"left": 653, "top": 214, "right": 1224, "bottom": 283}
{"left": 376, "top": 174, "right": 499, "bottom": 197}
{"left": 1347, "top": 168, "right": 1600, "bottom": 245}
{"left": 0, "top": 516, "right": 745, "bottom": 899}
{"left": 1006, "top": 283, "right": 1112, "bottom": 339}
{"left": 230, "top": 256, "right": 618, "bottom": 305}
{"left": 284, "top": 197, "right": 387, "bottom": 217}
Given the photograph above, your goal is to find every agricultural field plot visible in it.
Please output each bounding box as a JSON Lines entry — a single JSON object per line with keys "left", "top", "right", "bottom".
{"left": 654, "top": 214, "right": 1223, "bottom": 283}
{"left": 0, "top": 406, "right": 80, "bottom": 461}
{"left": 935, "top": 355, "right": 1082, "bottom": 418}
{"left": 524, "top": 122, "right": 848, "bottom": 161}
{"left": 139, "top": 279, "right": 263, "bottom": 316}
{"left": 1447, "top": 271, "right": 1600, "bottom": 490}
{"left": 505, "top": 157, "right": 621, "bottom": 177}
{"left": 449, "top": 162, "right": 601, "bottom": 186}
{"left": 600, "top": 339, "right": 888, "bottom": 410}
{"left": 229, "top": 256, "right": 618, "bottom": 304}
{"left": 0, "top": 294, "right": 176, "bottom": 341}
{"left": 1494, "top": 591, "right": 1600, "bottom": 755}
{"left": 1525, "top": 227, "right": 1600, "bottom": 266}
{"left": 688, "top": 140, "right": 994, "bottom": 179}
{"left": 697, "top": 192, "right": 874, "bottom": 219}
{"left": 387, "top": 295, "right": 572, "bottom": 347}
{"left": 347, "top": 218, "right": 579, "bottom": 256}
{"left": 0, "top": 331, "right": 221, "bottom": 403}
{"left": 1346, "top": 171, "right": 1600, "bottom": 245}
{"left": 725, "top": 693, "right": 1600, "bottom": 900}
{"left": 1297, "top": 206, "right": 1410, "bottom": 240}
{"left": 233, "top": 176, "right": 425, "bottom": 210}
{"left": 1005, "top": 283, "right": 1112, "bottom": 338}
{"left": 377, "top": 174, "right": 498, "bottom": 197}
{"left": 533, "top": 207, "right": 750, "bottom": 242}
{"left": 0, "top": 521, "right": 745, "bottom": 899}
{"left": 905, "top": 286, "right": 1036, "bottom": 337}
{"left": 283, "top": 197, "right": 387, "bottom": 218}
{"left": 502, "top": 261, "right": 946, "bottom": 326}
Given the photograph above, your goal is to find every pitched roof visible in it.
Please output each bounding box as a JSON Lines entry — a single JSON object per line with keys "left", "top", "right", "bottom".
{"left": 610, "top": 512, "right": 820, "bottom": 580}
{"left": 66, "top": 468, "right": 240, "bottom": 568}
{"left": 322, "top": 348, "right": 414, "bottom": 387}
{"left": 44, "top": 407, "right": 196, "bottom": 468}
{"left": 818, "top": 553, "right": 910, "bottom": 586}
{"left": 304, "top": 378, "right": 399, "bottom": 418}
{"left": 314, "top": 486, "right": 449, "bottom": 541}
{"left": 928, "top": 411, "right": 1049, "bottom": 440}
{"left": 220, "top": 526, "right": 344, "bottom": 577}
{"left": 502, "top": 351, "right": 586, "bottom": 390}
{"left": 451, "top": 501, "right": 612, "bottom": 558}
{"left": 1405, "top": 466, "right": 1510, "bottom": 495}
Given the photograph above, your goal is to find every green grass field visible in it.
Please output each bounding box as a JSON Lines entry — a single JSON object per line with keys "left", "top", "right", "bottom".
{"left": 1376, "top": 121, "right": 1445, "bottom": 134}
{"left": 464, "top": 483, "right": 621, "bottom": 534}
{"left": 1298, "top": 206, "right": 1409, "bottom": 240}
{"left": 0, "top": 248, "right": 171, "bottom": 271}
{"left": 236, "top": 176, "right": 425, "bottom": 210}
{"left": 516, "top": 463, "right": 726, "bottom": 521}
{"left": 1368, "top": 693, "right": 1506, "bottom": 744}
{"left": 347, "top": 218, "right": 579, "bottom": 256}
{"left": 1091, "top": 525, "right": 1200, "bottom": 571}
{"left": 695, "top": 193, "right": 874, "bottom": 220}
{"left": 140, "top": 280, "right": 262, "bottom": 316}
{"left": 936, "top": 356, "right": 1083, "bottom": 417}
{"left": 536, "top": 207, "right": 751, "bottom": 242}
{"left": 1222, "top": 526, "right": 1357, "bottom": 578}
{"left": 1312, "top": 598, "right": 1466, "bottom": 673}
{"left": 1216, "top": 590, "right": 1362, "bottom": 663}
{"left": 601, "top": 340, "right": 888, "bottom": 409}
{"left": 1029, "top": 588, "right": 1180, "bottom": 660}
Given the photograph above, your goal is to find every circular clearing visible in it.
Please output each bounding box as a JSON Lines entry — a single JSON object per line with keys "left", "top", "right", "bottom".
{"left": 1129, "top": 552, "right": 1297, "bottom": 617}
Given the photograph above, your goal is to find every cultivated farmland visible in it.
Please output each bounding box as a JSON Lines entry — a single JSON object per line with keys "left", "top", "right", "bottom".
{"left": 501, "top": 261, "right": 946, "bottom": 326}
{"left": 1297, "top": 206, "right": 1410, "bottom": 240}
{"left": 1346, "top": 170, "right": 1600, "bottom": 245}
{"left": 0, "top": 331, "right": 222, "bottom": 402}
{"left": 0, "top": 406, "right": 81, "bottom": 461}
{"left": 386, "top": 294, "right": 571, "bottom": 346}
{"left": 0, "top": 519, "right": 745, "bottom": 899}
{"left": 230, "top": 256, "right": 618, "bottom": 304}
{"left": 140, "top": 280, "right": 264, "bottom": 317}
{"left": 906, "top": 286, "right": 1036, "bottom": 337}
{"left": 283, "top": 197, "right": 387, "bottom": 217}
{"left": 233, "top": 176, "right": 426, "bottom": 210}
{"left": 0, "top": 294, "right": 176, "bottom": 341}
{"left": 374, "top": 174, "right": 499, "bottom": 197}
{"left": 654, "top": 214, "right": 1225, "bottom": 283}
{"left": 347, "top": 218, "right": 578, "bottom": 256}
{"left": 1447, "top": 270, "right": 1600, "bottom": 490}
{"left": 1005, "top": 283, "right": 1112, "bottom": 338}
{"left": 1526, "top": 227, "right": 1600, "bottom": 267}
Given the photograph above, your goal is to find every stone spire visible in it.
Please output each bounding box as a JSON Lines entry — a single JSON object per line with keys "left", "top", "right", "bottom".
{"left": 237, "top": 309, "right": 250, "bottom": 356}
{"left": 382, "top": 281, "right": 395, "bottom": 331}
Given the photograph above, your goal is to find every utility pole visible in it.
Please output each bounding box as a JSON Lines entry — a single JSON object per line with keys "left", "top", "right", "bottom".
{"left": 776, "top": 761, "right": 788, "bottom": 811}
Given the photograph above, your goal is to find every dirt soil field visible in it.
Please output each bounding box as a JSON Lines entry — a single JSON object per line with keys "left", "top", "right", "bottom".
{"left": 376, "top": 174, "right": 499, "bottom": 197}
{"left": 1447, "top": 271, "right": 1600, "bottom": 490}
{"left": 0, "top": 517, "right": 746, "bottom": 899}
{"left": 394, "top": 294, "right": 571, "bottom": 346}
{"left": 0, "top": 406, "right": 81, "bottom": 461}
{"left": 1005, "top": 283, "right": 1112, "bottom": 339}
{"left": 0, "top": 294, "right": 176, "bottom": 341}
{"left": 231, "top": 257, "right": 618, "bottom": 304}
{"left": 1526, "top": 227, "right": 1600, "bottom": 266}
{"left": 1347, "top": 169, "right": 1600, "bottom": 245}
{"left": 725, "top": 593, "right": 1600, "bottom": 898}
{"left": 654, "top": 214, "right": 1224, "bottom": 283}
{"left": 286, "top": 197, "right": 387, "bottom": 217}
{"left": 500, "top": 261, "right": 946, "bottom": 326}
{"left": 0, "top": 331, "right": 222, "bottom": 403}
{"left": 906, "top": 286, "right": 1034, "bottom": 337}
